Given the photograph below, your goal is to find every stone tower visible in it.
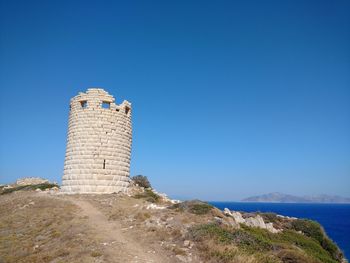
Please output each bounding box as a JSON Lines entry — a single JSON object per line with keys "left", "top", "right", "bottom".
{"left": 61, "top": 88, "right": 132, "bottom": 193}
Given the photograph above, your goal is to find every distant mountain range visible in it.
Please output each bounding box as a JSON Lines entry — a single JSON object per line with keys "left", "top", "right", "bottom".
{"left": 242, "top": 192, "right": 350, "bottom": 203}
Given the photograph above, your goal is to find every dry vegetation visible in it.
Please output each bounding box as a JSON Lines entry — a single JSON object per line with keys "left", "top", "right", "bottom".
{"left": 0, "top": 186, "right": 346, "bottom": 263}
{"left": 0, "top": 183, "right": 59, "bottom": 195}
{"left": 0, "top": 192, "right": 100, "bottom": 263}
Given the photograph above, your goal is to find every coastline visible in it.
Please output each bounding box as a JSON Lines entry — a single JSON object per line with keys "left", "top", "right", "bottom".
{"left": 209, "top": 201, "right": 350, "bottom": 260}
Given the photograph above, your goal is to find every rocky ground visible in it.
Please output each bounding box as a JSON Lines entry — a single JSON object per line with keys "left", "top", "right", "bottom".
{"left": 0, "top": 181, "right": 346, "bottom": 263}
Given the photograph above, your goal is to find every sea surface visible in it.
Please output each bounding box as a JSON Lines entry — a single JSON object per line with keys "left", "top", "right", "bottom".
{"left": 209, "top": 202, "right": 350, "bottom": 259}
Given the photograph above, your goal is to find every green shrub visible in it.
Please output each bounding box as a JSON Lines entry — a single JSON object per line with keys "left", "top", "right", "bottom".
{"left": 134, "top": 189, "right": 160, "bottom": 203}
{"left": 169, "top": 200, "right": 213, "bottom": 215}
{"left": 237, "top": 225, "right": 273, "bottom": 252}
{"left": 291, "top": 219, "right": 342, "bottom": 261}
{"left": 322, "top": 237, "right": 343, "bottom": 261}
{"left": 291, "top": 219, "right": 324, "bottom": 243}
{"left": 0, "top": 183, "right": 59, "bottom": 195}
{"left": 276, "top": 249, "right": 312, "bottom": 263}
{"left": 190, "top": 203, "right": 213, "bottom": 215}
{"left": 189, "top": 223, "right": 235, "bottom": 243}
{"left": 277, "top": 230, "right": 338, "bottom": 263}
{"left": 131, "top": 175, "right": 151, "bottom": 188}
{"left": 0, "top": 185, "right": 27, "bottom": 195}
{"left": 260, "top": 213, "right": 279, "bottom": 223}
{"left": 189, "top": 223, "right": 272, "bottom": 251}
{"left": 169, "top": 203, "right": 182, "bottom": 211}
{"left": 188, "top": 222, "right": 344, "bottom": 263}
{"left": 90, "top": 251, "right": 102, "bottom": 257}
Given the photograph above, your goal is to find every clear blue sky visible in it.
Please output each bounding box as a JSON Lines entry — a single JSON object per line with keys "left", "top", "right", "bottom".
{"left": 0, "top": 0, "right": 349, "bottom": 200}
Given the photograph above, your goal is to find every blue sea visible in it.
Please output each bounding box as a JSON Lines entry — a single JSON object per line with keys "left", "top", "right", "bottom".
{"left": 209, "top": 202, "right": 350, "bottom": 259}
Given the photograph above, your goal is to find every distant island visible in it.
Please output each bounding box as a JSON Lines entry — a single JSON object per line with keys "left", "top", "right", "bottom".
{"left": 242, "top": 192, "right": 350, "bottom": 203}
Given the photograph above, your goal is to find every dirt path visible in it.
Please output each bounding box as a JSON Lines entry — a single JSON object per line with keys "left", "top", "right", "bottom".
{"left": 67, "top": 198, "right": 167, "bottom": 263}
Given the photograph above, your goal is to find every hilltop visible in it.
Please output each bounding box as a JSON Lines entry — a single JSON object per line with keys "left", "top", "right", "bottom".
{"left": 242, "top": 192, "right": 350, "bottom": 203}
{"left": 0, "top": 179, "right": 347, "bottom": 263}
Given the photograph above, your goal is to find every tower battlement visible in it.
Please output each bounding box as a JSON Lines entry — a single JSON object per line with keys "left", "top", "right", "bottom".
{"left": 61, "top": 88, "right": 132, "bottom": 194}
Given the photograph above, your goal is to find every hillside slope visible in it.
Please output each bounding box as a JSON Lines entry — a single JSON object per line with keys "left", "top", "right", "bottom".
{"left": 0, "top": 187, "right": 346, "bottom": 263}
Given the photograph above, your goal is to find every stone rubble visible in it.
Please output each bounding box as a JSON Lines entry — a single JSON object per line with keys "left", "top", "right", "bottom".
{"left": 152, "top": 189, "right": 181, "bottom": 204}
{"left": 15, "top": 177, "right": 49, "bottom": 186}
{"left": 146, "top": 203, "right": 166, "bottom": 210}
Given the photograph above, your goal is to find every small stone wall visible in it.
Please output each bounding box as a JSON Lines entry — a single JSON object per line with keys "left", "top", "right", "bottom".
{"left": 15, "top": 177, "right": 49, "bottom": 186}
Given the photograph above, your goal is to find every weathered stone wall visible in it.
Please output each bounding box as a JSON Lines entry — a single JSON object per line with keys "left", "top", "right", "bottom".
{"left": 16, "top": 177, "right": 49, "bottom": 186}
{"left": 61, "top": 88, "right": 132, "bottom": 193}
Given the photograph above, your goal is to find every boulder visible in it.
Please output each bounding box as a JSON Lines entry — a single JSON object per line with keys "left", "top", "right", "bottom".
{"left": 183, "top": 240, "right": 191, "bottom": 247}
{"left": 266, "top": 222, "right": 281, "bottom": 233}
{"left": 223, "top": 208, "right": 281, "bottom": 233}
{"left": 225, "top": 216, "right": 240, "bottom": 228}
{"left": 245, "top": 215, "right": 266, "bottom": 228}
{"left": 146, "top": 203, "right": 166, "bottom": 210}
{"left": 224, "top": 208, "right": 245, "bottom": 224}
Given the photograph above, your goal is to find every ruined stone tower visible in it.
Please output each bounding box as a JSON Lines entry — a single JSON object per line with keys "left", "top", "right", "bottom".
{"left": 61, "top": 88, "right": 132, "bottom": 193}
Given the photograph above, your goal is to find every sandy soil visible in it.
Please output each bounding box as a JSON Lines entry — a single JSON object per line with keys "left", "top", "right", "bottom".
{"left": 67, "top": 198, "right": 167, "bottom": 263}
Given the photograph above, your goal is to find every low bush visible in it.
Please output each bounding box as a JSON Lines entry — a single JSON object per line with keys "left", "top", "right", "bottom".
{"left": 291, "top": 219, "right": 324, "bottom": 243}
{"left": 189, "top": 223, "right": 272, "bottom": 251}
{"left": 322, "top": 237, "right": 343, "bottom": 262}
{"left": 235, "top": 225, "right": 273, "bottom": 252}
{"left": 277, "top": 230, "right": 339, "bottom": 263}
{"left": 131, "top": 175, "right": 151, "bottom": 188}
{"left": 189, "top": 223, "right": 234, "bottom": 243}
{"left": 276, "top": 249, "right": 311, "bottom": 263}
{"left": 291, "top": 219, "right": 342, "bottom": 261}
{"left": 190, "top": 203, "right": 213, "bottom": 215}
{"left": 259, "top": 213, "right": 279, "bottom": 223}
{"left": 188, "top": 221, "right": 343, "bottom": 263}
{"left": 169, "top": 200, "right": 213, "bottom": 215}
{"left": 134, "top": 189, "right": 160, "bottom": 203}
{"left": 0, "top": 183, "right": 59, "bottom": 195}
{"left": 90, "top": 251, "right": 102, "bottom": 257}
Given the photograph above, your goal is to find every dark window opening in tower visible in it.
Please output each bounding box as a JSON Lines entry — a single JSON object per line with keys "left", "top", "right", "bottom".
{"left": 80, "top": 100, "right": 87, "bottom": 108}
{"left": 103, "top": 159, "right": 106, "bottom": 169}
{"left": 116, "top": 108, "right": 120, "bottom": 112}
{"left": 102, "top": 101, "right": 110, "bottom": 109}
{"left": 125, "top": 107, "right": 130, "bottom": 115}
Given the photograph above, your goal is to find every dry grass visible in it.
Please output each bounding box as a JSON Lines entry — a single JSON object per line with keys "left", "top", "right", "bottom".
{"left": 134, "top": 212, "right": 151, "bottom": 221}
{"left": 0, "top": 192, "right": 102, "bottom": 263}
{"left": 90, "top": 251, "right": 103, "bottom": 257}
